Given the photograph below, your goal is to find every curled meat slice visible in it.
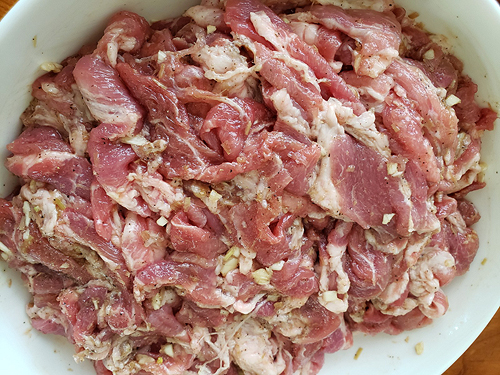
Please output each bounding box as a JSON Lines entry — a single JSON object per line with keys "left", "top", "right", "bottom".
{"left": 295, "top": 4, "right": 402, "bottom": 77}
{"left": 95, "top": 11, "right": 150, "bottom": 67}
{"left": 74, "top": 55, "right": 145, "bottom": 139}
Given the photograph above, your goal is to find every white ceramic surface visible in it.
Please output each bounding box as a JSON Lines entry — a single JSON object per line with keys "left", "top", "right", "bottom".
{"left": 0, "top": 0, "right": 499, "bottom": 374}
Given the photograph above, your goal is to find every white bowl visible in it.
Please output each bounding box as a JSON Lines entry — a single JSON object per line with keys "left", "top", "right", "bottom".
{"left": 0, "top": 0, "right": 499, "bottom": 374}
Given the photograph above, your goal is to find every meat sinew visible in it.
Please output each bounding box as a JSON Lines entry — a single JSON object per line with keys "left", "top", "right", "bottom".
{"left": 0, "top": 0, "right": 496, "bottom": 374}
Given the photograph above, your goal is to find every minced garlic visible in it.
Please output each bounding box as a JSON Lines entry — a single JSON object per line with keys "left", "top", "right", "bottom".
{"left": 415, "top": 342, "right": 424, "bottom": 355}
{"left": 382, "top": 213, "right": 395, "bottom": 225}
{"left": 321, "top": 290, "right": 339, "bottom": 303}
{"left": 387, "top": 162, "right": 399, "bottom": 176}
{"left": 224, "top": 246, "right": 241, "bottom": 261}
{"left": 423, "top": 49, "right": 435, "bottom": 60}
{"left": 156, "top": 216, "right": 168, "bottom": 227}
{"left": 221, "top": 257, "right": 239, "bottom": 276}
{"left": 445, "top": 94, "right": 461, "bottom": 107}
{"left": 269, "top": 260, "right": 284, "bottom": 271}
{"left": 160, "top": 344, "right": 174, "bottom": 358}
{"left": 354, "top": 347, "right": 363, "bottom": 360}
{"left": 136, "top": 354, "right": 155, "bottom": 364}
{"left": 252, "top": 268, "right": 272, "bottom": 285}
{"left": 40, "top": 61, "right": 63, "bottom": 73}
{"left": 23, "top": 201, "right": 31, "bottom": 228}
{"left": 0, "top": 241, "right": 13, "bottom": 258}
{"left": 157, "top": 50, "right": 167, "bottom": 64}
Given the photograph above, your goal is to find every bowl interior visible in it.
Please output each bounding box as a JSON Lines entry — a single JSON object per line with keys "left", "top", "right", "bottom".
{"left": 0, "top": 0, "right": 499, "bottom": 374}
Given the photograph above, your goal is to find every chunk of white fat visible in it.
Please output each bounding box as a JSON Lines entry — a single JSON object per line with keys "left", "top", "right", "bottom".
{"left": 230, "top": 319, "right": 286, "bottom": 375}
{"left": 209, "top": 189, "right": 222, "bottom": 203}
{"left": 151, "top": 292, "right": 163, "bottom": 311}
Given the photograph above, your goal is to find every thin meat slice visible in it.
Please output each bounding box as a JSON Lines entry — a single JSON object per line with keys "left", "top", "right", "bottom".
{"left": 62, "top": 210, "right": 130, "bottom": 286}
{"left": 230, "top": 200, "right": 298, "bottom": 267}
{"left": 328, "top": 134, "right": 411, "bottom": 236}
{"left": 176, "top": 300, "right": 229, "bottom": 328}
{"left": 442, "top": 220, "right": 479, "bottom": 276}
{"left": 59, "top": 283, "right": 143, "bottom": 348}
{"left": 89, "top": 125, "right": 185, "bottom": 220}
{"left": 441, "top": 136, "right": 482, "bottom": 194}
{"left": 146, "top": 304, "right": 185, "bottom": 337}
{"left": 6, "top": 152, "right": 93, "bottom": 201}
{"left": 340, "top": 70, "right": 394, "bottom": 105}
{"left": 271, "top": 256, "right": 319, "bottom": 298}
{"left": 121, "top": 212, "right": 167, "bottom": 272}
{"left": 170, "top": 210, "right": 228, "bottom": 259}
{"left": 115, "top": 62, "right": 225, "bottom": 180}
{"left": 317, "top": 221, "right": 352, "bottom": 313}
{"left": 302, "top": 4, "right": 402, "bottom": 78}
{"left": 26, "top": 61, "right": 94, "bottom": 156}
{"left": 95, "top": 11, "right": 150, "bottom": 67}
{"left": 134, "top": 260, "right": 226, "bottom": 308}
{"left": 200, "top": 97, "right": 274, "bottom": 161}
{"left": 200, "top": 129, "right": 320, "bottom": 195}
{"left": 6, "top": 126, "right": 92, "bottom": 200}
{"left": 282, "top": 296, "right": 342, "bottom": 344}
{"left": 289, "top": 21, "right": 343, "bottom": 67}
{"left": 90, "top": 179, "right": 123, "bottom": 243}
{"left": 454, "top": 76, "right": 498, "bottom": 133}
{"left": 381, "top": 93, "right": 440, "bottom": 184}
{"left": 74, "top": 55, "right": 145, "bottom": 139}
{"left": 8, "top": 125, "right": 73, "bottom": 155}
{"left": 139, "top": 28, "right": 177, "bottom": 57}
{"left": 87, "top": 123, "right": 152, "bottom": 217}
{"left": 254, "top": 42, "right": 324, "bottom": 125}
{"left": 225, "top": 0, "right": 364, "bottom": 114}
{"left": 11, "top": 219, "right": 93, "bottom": 285}
{"left": 404, "top": 161, "right": 440, "bottom": 234}
{"left": 386, "top": 58, "right": 459, "bottom": 160}
{"left": 344, "top": 225, "right": 392, "bottom": 299}
{"left": 456, "top": 199, "right": 481, "bottom": 227}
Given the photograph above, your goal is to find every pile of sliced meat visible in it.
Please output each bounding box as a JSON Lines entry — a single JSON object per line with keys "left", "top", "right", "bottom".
{"left": 0, "top": 0, "right": 497, "bottom": 374}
